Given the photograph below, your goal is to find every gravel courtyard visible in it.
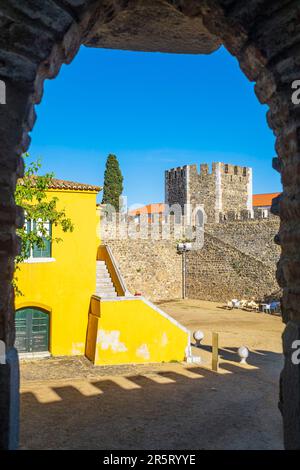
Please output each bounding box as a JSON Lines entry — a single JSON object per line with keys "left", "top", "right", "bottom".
{"left": 20, "top": 299, "right": 284, "bottom": 450}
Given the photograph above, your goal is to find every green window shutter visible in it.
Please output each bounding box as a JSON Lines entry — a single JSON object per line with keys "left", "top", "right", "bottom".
{"left": 32, "top": 221, "right": 52, "bottom": 258}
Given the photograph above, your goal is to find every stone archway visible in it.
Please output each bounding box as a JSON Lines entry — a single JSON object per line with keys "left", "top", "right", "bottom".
{"left": 0, "top": 0, "right": 299, "bottom": 449}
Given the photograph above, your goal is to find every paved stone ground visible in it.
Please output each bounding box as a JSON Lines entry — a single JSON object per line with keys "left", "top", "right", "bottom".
{"left": 20, "top": 300, "right": 284, "bottom": 449}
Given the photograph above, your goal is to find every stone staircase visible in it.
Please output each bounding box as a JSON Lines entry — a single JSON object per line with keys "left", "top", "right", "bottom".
{"left": 96, "top": 260, "right": 118, "bottom": 298}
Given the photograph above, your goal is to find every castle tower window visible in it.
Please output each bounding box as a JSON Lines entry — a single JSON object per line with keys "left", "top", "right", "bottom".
{"left": 234, "top": 166, "right": 238, "bottom": 175}
{"left": 262, "top": 209, "right": 269, "bottom": 218}
{"left": 243, "top": 167, "right": 247, "bottom": 176}
{"left": 225, "top": 164, "right": 229, "bottom": 174}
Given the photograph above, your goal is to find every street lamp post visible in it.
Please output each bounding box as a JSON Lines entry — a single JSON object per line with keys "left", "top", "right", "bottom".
{"left": 177, "top": 242, "right": 192, "bottom": 299}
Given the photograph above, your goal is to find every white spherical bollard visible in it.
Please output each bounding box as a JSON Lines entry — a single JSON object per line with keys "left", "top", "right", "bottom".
{"left": 238, "top": 346, "right": 249, "bottom": 364}
{"left": 193, "top": 330, "right": 204, "bottom": 347}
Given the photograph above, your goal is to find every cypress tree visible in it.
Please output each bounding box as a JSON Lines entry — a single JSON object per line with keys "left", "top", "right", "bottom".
{"left": 102, "top": 154, "right": 124, "bottom": 211}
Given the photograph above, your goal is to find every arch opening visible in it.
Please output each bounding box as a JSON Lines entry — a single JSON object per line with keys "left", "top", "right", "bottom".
{"left": 0, "top": 0, "right": 299, "bottom": 451}
{"left": 15, "top": 307, "right": 50, "bottom": 356}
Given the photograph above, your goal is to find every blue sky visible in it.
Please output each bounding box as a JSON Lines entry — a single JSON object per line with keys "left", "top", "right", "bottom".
{"left": 29, "top": 45, "right": 281, "bottom": 206}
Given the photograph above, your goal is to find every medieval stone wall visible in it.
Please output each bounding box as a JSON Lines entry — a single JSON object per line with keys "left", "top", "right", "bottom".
{"left": 102, "top": 217, "right": 280, "bottom": 303}
{"left": 107, "top": 238, "right": 182, "bottom": 302}
{"left": 186, "top": 218, "right": 281, "bottom": 301}
{"left": 186, "top": 232, "right": 279, "bottom": 302}
{"left": 205, "top": 219, "right": 281, "bottom": 266}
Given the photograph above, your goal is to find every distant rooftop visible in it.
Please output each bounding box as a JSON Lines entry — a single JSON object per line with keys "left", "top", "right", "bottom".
{"left": 129, "top": 203, "right": 165, "bottom": 216}
{"left": 130, "top": 194, "right": 281, "bottom": 213}
{"left": 253, "top": 193, "right": 280, "bottom": 207}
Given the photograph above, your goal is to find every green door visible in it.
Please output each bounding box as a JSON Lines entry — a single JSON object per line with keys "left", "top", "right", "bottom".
{"left": 15, "top": 308, "right": 49, "bottom": 353}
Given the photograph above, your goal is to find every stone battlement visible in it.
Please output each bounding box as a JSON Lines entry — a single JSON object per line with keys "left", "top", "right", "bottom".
{"left": 166, "top": 162, "right": 250, "bottom": 178}
{"left": 219, "top": 207, "right": 276, "bottom": 223}
{"left": 165, "top": 161, "right": 252, "bottom": 223}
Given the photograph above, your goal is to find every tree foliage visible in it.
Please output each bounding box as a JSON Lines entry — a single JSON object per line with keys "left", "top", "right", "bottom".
{"left": 14, "top": 155, "right": 74, "bottom": 294}
{"left": 102, "top": 154, "right": 123, "bottom": 211}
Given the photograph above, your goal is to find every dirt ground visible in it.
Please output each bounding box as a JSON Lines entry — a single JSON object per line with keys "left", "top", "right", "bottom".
{"left": 20, "top": 299, "right": 284, "bottom": 450}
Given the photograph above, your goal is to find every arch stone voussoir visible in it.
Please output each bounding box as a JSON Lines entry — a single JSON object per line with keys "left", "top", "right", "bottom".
{"left": 0, "top": 0, "right": 300, "bottom": 450}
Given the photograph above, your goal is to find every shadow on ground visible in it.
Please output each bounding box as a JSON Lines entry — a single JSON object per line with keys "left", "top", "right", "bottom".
{"left": 20, "top": 349, "right": 283, "bottom": 450}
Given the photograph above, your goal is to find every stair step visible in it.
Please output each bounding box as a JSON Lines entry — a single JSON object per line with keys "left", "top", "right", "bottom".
{"left": 96, "top": 286, "right": 116, "bottom": 292}
{"left": 96, "top": 284, "right": 115, "bottom": 290}
{"left": 96, "top": 259, "right": 118, "bottom": 297}
{"left": 96, "top": 292, "right": 118, "bottom": 298}
{"left": 96, "top": 280, "right": 111, "bottom": 285}
{"left": 96, "top": 285, "right": 114, "bottom": 290}
{"left": 96, "top": 284, "right": 116, "bottom": 289}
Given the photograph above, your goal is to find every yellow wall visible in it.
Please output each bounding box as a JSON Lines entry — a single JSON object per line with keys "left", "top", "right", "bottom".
{"left": 86, "top": 296, "right": 189, "bottom": 365}
{"left": 96, "top": 205, "right": 101, "bottom": 247}
{"left": 16, "top": 189, "right": 98, "bottom": 356}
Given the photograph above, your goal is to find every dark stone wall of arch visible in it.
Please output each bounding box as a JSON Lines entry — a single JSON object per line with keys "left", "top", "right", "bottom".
{"left": 0, "top": 0, "right": 299, "bottom": 449}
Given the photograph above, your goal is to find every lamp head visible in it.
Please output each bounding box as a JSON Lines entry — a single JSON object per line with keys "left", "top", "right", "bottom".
{"left": 238, "top": 346, "right": 249, "bottom": 364}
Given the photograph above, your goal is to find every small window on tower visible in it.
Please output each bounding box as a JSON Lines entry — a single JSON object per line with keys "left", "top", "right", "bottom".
{"left": 225, "top": 164, "right": 229, "bottom": 174}
{"left": 243, "top": 167, "right": 247, "bottom": 176}
{"left": 234, "top": 166, "right": 238, "bottom": 175}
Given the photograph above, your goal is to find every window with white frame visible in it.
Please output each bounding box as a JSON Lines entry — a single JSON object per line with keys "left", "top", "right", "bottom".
{"left": 25, "top": 219, "right": 52, "bottom": 259}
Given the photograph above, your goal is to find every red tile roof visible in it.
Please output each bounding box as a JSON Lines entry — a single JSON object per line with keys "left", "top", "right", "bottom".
{"left": 129, "top": 195, "right": 282, "bottom": 214}
{"left": 253, "top": 193, "right": 280, "bottom": 207}
{"left": 129, "top": 203, "right": 165, "bottom": 216}
{"left": 19, "top": 176, "right": 101, "bottom": 192}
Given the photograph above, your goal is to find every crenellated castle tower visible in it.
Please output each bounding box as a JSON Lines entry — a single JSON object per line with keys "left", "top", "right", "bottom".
{"left": 165, "top": 162, "right": 253, "bottom": 223}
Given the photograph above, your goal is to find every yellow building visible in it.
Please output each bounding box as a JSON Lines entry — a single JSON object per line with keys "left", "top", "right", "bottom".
{"left": 15, "top": 178, "right": 100, "bottom": 357}
{"left": 15, "top": 178, "right": 190, "bottom": 364}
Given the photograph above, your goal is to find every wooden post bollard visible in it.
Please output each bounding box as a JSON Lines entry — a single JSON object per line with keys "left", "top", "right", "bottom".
{"left": 212, "top": 332, "right": 219, "bottom": 372}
